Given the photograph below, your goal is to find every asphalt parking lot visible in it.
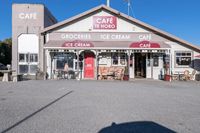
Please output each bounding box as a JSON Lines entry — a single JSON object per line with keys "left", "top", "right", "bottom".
{"left": 0, "top": 80, "right": 200, "bottom": 133}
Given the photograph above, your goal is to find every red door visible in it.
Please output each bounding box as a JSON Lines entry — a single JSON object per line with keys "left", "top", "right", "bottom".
{"left": 84, "top": 53, "right": 94, "bottom": 79}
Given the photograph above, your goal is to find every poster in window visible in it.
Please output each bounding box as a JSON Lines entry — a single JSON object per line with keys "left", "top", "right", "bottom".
{"left": 153, "top": 57, "right": 159, "bottom": 67}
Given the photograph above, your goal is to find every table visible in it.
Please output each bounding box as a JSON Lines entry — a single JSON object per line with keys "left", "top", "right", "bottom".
{"left": 0, "top": 70, "right": 15, "bottom": 82}
{"left": 173, "top": 71, "right": 184, "bottom": 81}
{"left": 53, "top": 69, "right": 81, "bottom": 80}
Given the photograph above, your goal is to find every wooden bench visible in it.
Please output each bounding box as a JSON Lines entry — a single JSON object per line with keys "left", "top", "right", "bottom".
{"left": 98, "top": 66, "right": 125, "bottom": 80}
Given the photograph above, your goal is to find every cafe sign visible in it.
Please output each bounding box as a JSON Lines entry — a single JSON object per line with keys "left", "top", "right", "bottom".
{"left": 18, "top": 12, "right": 37, "bottom": 20}
{"left": 130, "top": 41, "right": 161, "bottom": 48}
{"left": 93, "top": 16, "right": 117, "bottom": 30}
{"left": 62, "top": 40, "right": 94, "bottom": 47}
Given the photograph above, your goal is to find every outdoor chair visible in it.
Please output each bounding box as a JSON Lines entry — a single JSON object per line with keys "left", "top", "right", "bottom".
{"left": 102, "top": 67, "right": 109, "bottom": 80}
{"left": 114, "top": 67, "right": 125, "bottom": 80}
{"left": 98, "top": 67, "right": 109, "bottom": 80}
{"left": 190, "top": 70, "right": 197, "bottom": 80}
{"left": 107, "top": 67, "right": 115, "bottom": 80}
{"left": 171, "top": 72, "right": 179, "bottom": 81}
{"left": 181, "top": 70, "right": 190, "bottom": 81}
{"left": 98, "top": 67, "right": 103, "bottom": 80}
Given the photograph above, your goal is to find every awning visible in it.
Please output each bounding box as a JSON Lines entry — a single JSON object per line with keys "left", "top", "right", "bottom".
{"left": 44, "top": 40, "right": 170, "bottom": 49}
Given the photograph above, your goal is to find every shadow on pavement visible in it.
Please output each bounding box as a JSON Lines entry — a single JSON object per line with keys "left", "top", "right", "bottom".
{"left": 98, "top": 121, "right": 176, "bottom": 133}
{"left": 1, "top": 90, "right": 73, "bottom": 133}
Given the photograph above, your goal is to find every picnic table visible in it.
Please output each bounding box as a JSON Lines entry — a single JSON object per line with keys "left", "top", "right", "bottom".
{"left": 0, "top": 70, "right": 16, "bottom": 82}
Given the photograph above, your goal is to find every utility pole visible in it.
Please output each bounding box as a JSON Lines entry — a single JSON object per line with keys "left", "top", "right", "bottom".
{"left": 107, "top": 0, "right": 110, "bottom": 7}
{"left": 127, "top": 0, "right": 130, "bottom": 16}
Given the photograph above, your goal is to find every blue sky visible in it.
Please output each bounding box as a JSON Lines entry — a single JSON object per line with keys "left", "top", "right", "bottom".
{"left": 0, "top": 0, "right": 200, "bottom": 46}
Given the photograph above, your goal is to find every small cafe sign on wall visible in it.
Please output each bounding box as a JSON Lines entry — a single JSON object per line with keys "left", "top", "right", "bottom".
{"left": 93, "top": 16, "right": 117, "bottom": 30}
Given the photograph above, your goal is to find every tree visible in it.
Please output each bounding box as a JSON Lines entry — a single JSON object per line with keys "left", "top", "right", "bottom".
{"left": 0, "top": 38, "right": 12, "bottom": 65}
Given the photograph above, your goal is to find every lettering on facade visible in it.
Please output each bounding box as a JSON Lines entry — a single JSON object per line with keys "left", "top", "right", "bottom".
{"left": 18, "top": 13, "right": 37, "bottom": 20}
{"left": 62, "top": 40, "right": 94, "bottom": 47}
{"left": 138, "top": 34, "right": 152, "bottom": 41}
{"left": 130, "top": 41, "right": 161, "bottom": 48}
{"left": 195, "top": 55, "right": 200, "bottom": 58}
{"left": 100, "top": 34, "right": 130, "bottom": 40}
{"left": 93, "top": 16, "right": 117, "bottom": 30}
{"left": 55, "top": 33, "right": 159, "bottom": 41}
{"left": 61, "top": 34, "right": 91, "bottom": 40}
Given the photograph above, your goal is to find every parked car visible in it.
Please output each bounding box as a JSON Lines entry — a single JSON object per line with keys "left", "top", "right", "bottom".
{"left": 0, "top": 63, "right": 7, "bottom": 76}
{"left": 0, "top": 63, "right": 7, "bottom": 70}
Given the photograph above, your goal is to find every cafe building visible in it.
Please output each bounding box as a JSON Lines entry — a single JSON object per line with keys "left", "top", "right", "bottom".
{"left": 12, "top": 4, "right": 200, "bottom": 80}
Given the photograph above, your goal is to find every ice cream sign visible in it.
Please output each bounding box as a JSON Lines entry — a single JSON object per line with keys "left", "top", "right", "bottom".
{"left": 93, "top": 16, "right": 117, "bottom": 30}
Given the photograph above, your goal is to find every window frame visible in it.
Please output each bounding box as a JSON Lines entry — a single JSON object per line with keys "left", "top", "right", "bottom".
{"left": 174, "top": 51, "right": 193, "bottom": 68}
{"left": 111, "top": 52, "right": 127, "bottom": 66}
{"left": 29, "top": 53, "right": 38, "bottom": 63}
{"left": 19, "top": 53, "right": 29, "bottom": 63}
{"left": 153, "top": 54, "right": 159, "bottom": 67}
{"left": 18, "top": 53, "right": 39, "bottom": 74}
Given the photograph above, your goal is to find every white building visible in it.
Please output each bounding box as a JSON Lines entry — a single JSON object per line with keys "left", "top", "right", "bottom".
{"left": 12, "top": 4, "right": 200, "bottom": 80}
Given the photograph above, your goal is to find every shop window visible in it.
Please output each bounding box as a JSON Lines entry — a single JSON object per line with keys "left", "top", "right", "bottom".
{"left": 153, "top": 55, "right": 159, "bottom": 67}
{"left": 112, "top": 53, "right": 118, "bottom": 65}
{"left": 147, "top": 53, "right": 151, "bottom": 67}
{"left": 19, "top": 65, "right": 28, "bottom": 73}
{"left": 56, "top": 58, "right": 65, "bottom": 69}
{"left": 112, "top": 52, "right": 127, "bottom": 66}
{"left": 55, "top": 53, "right": 75, "bottom": 70}
{"left": 175, "top": 52, "right": 192, "bottom": 67}
{"left": 18, "top": 53, "right": 38, "bottom": 74}
{"left": 19, "top": 54, "right": 28, "bottom": 62}
{"left": 120, "top": 53, "right": 126, "bottom": 65}
{"left": 29, "top": 65, "right": 38, "bottom": 73}
{"left": 30, "top": 54, "right": 38, "bottom": 62}
{"left": 98, "top": 53, "right": 111, "bottom": 65}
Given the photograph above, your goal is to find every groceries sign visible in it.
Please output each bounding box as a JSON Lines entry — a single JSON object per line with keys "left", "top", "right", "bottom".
{"left": 93, "top": 16, "right": 117, "bottom": 30}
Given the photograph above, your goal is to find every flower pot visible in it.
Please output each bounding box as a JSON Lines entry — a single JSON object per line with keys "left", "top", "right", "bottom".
{"left": 164, "top": 74, "right": 171, "bottom": 81}
{"left": 123, "top": 75, "right": 129, "bottom": 81}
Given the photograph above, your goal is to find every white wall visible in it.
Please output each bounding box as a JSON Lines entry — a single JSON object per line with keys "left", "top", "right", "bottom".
{"left": 56, "top": 11, "right": 148, "bottom": 33}
{"left": 18, "top": 34, "right": 39, "bottom": 53}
